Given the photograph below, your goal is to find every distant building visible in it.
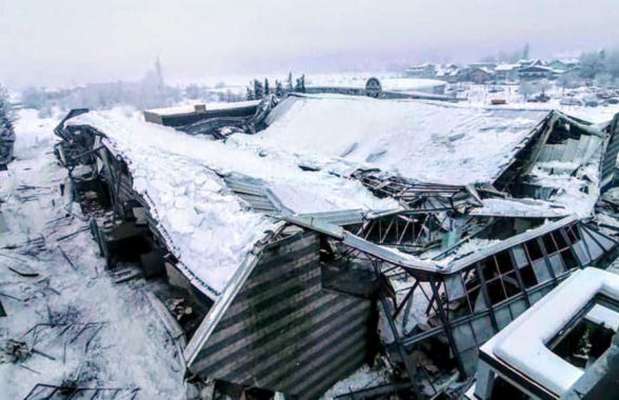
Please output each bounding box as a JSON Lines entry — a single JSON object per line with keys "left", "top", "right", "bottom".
{"left": 548, "top": 59, "right": 580, "bottom": 73}
{"left": 494, "top": 64, "right": 520, "bottom": 82}
{"left": 404, "top": 63, "right": 437, "bottom": 79}
{"left": 435, "top": 64, "right": 460, "bottom": 82}
{"left": 518, "top": 64, "right": 559, "bottom": 80}
{"left": 456, "top": 66, "right": 495, "bottom": 84}
{"left": 470, "top": 62, "right": 498, "bottom": 70}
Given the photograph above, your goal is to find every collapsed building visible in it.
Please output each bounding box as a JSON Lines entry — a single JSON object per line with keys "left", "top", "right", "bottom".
{"left": 52, "top": 93, "right": 619, "bottom": 399}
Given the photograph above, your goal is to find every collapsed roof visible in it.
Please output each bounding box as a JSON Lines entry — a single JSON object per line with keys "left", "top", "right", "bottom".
{"left": 58, "top": 93, "right": 619, "bottom": 398}
{"left": 64, "top": 94, "right": 618, "bottom": 297}
{"left": 66, "top": 110, "right": 394, "bottom": 297}
{"left": 253, "top": 94, "right": 548, "bottom": 185}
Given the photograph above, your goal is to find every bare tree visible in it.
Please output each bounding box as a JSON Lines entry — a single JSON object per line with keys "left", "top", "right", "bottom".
{"left": 0, "top": 84, "right": 16, "bottom": 168}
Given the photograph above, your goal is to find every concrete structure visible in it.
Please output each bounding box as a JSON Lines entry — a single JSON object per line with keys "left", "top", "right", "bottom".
{"left": 467, "top": 268, "right": 619, "bottom": 399}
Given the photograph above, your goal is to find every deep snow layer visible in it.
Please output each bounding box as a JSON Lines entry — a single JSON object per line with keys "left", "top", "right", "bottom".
{"left": 250, "top": 94, "right": 548, "bottom": 185}
{"left": 67, "top": 110, "right": 394, "bottom": 296}
{"left": 0, "top": 109, "right": 186, "bottom": 399}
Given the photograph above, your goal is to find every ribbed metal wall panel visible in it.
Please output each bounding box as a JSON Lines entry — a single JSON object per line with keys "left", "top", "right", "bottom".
{"left": 189, "top": 231, "right": 373, "bottom": 399}
{"left": 602, "top": 115, "right": 619, "bottom": 190}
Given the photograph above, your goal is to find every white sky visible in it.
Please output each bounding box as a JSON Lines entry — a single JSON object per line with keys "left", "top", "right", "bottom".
{"left": 1, "top": 0, "right": 618, "bottom": 88}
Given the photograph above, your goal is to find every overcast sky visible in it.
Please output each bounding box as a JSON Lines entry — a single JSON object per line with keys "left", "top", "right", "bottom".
{"left": 1, "top": 0, "right": 618, "bottom": 88}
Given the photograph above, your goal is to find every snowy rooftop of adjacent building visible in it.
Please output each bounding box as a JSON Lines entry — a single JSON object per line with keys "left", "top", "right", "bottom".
{"left": 480, "top": 268, "right": 619, "bottom": 396}
{"left": 66, "top": 110, "right": 395, "bottom": 298}
{"left": 244, "top": 94, "right": 548, "bottom": 185}
{"left": 145, "top": 100, "right": 261, "bottom": 117}
{"left": 495, "top": 63, "right": 520, "bottom": 71}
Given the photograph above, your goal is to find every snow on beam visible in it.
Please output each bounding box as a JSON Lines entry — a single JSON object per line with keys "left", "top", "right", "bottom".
{"left": 447, "top": 215, "right": 580, "bottom": 273}
{"left": 283, "top": 214, "right": 439, "bottom": 273}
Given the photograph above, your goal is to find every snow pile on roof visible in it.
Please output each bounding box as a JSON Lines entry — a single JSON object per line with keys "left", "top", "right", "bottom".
{"left": 70, "top": 112, "right": 273, "bottom": 295}
{"left": 249, "top": 94, "right": 547, "bottom": 185}
{"left": 67, "top": 110, "right": 394, "bottom": 295}
{"left": 470, "top": 198, "right": 569, "bottom": 218}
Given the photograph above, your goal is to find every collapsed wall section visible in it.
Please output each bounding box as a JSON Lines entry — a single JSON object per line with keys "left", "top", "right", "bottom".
{"left": 187, "top": 229, "right": 375, "bottom": 399}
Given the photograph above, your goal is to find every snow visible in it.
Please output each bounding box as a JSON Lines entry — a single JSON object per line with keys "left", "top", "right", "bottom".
{"left": 380, "top": 78, "right": 447, "bottom": 93}
{"left": 245, "top": 94, "right": 547, "bottom": 185}
{"left": 585, "top": 304, "right": 619, "bottom": 331}
{"left": 458, "top": 83, "right": 619, "bottom": 124}
{"left": 146, "top": 99, "right": 260, "bottom": 116}
{"left": 67, "top": 109, "right": 394, "bottom": 296}
{"left": 495, "top": 64, "right": 520, "bottom": 72}
{"left": 305, "top": 75, "right": 446, "bottom": 92}
{"left": 481, "top": 268, "right": 619, "bottom": 396}
{"left": 529, "top": 157, "right": 602, "bottom": 218}
{"left": 320, "top": 364, "right": 389, "bottom": 399}
{"left": 0, "top": 109, "right": 186, "bottom": 399}
{"left": 470, "top": 198, "right": 569, "bottom": 218}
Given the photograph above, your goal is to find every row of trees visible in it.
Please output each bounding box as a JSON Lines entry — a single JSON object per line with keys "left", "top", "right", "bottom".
{"left": 553, "top": 49, "right": 619, "bottom": 90}
{"left": 578, "top": 49, "right": 619, "bottom": 81}
{"left": 246, "top": 73, "right": 306, "bottom": 100}
{"left": 0, "top": 84, "right": 16, "bottom": 167}
{"left": 21, "top": 59, "right": 181, "bottom": 116}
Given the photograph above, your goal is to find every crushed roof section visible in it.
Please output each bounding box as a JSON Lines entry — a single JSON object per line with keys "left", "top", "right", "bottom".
{"left": 65, "top": 110, "right": 395, "bottom": 297}
{"left": 242, "top": 94, "right": 548, "bottom": 185}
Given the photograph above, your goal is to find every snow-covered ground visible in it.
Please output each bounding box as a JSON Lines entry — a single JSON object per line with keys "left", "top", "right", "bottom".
{"left": 0, "top": 109, "right": 186, "bottom": 399}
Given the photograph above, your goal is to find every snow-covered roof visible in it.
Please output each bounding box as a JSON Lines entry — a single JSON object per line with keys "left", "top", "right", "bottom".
{"left": 469, "top": 198, "right": 569, "bottom": 218}
{"left": 66, "top": 110, "right": 394, "bottom": 298}
{"left": 480, "top": 268, "right": 619, "bottom": 396}
{"left": 249, "top": 94, "right": 548, "bottom": 185}
{"left": 146, "top": 100, "right": 260, "bottom": 116}
{"left": 495, "top": 63, "right": 520, "bottom": 72}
